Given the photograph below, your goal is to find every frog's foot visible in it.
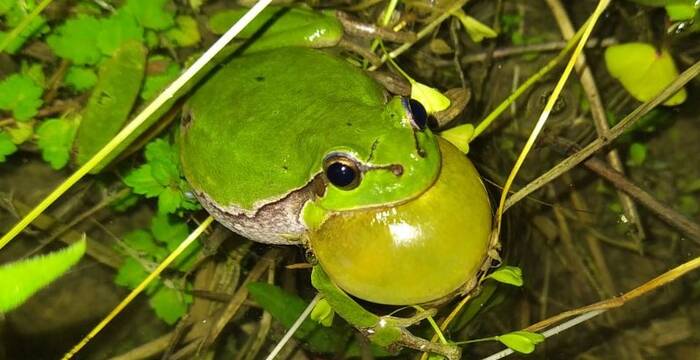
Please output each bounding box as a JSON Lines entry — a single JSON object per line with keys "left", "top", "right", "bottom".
{"left": 381, "top": 307, "right": 437, "bottom": 328}
{"left": 334, "top": 11, "right": 416, "bottom": 44}
{"left": 311, "top": 266, "right": 461, "bottom": 359}
{"left": 331, "top": 10, "right": 416, "bottom": 66}
{"left": 368, "top": 71, "right": 411, "bottom": 96}
{"left": 337, "top": 38, "right": 382, "bottom": 66}
{"left": 361, "top": 315, "right": 461, "bottom": 360}
{"left": 398, "top": 328, "right": 461, "bottom": 360}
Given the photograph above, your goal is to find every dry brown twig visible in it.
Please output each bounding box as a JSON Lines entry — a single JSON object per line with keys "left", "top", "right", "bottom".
{"left": 546, "top": 0, "right": 647, "bottom": 246}
{"left": 549, "top": 136, "right": 700, "bottom": 243}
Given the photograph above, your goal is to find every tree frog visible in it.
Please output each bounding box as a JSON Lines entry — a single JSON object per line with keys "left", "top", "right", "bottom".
{"left": 180, "top": 6, "right": 493, "bottom": 358}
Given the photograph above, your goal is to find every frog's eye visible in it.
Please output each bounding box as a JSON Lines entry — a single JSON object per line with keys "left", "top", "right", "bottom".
{"left": 323, "top": 155, "right": 361, "bottom": 190}
{"left": 405, "top": 98, "right": 428, "bottom": 130}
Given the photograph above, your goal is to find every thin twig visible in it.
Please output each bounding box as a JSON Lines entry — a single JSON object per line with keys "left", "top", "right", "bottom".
{"left": 457, "top": 38, "right": 617, "bottom": 65}
{"left": 481, "top": 255, "right": 700, "bottom": 359}
{"left": 10, "top": 199, "right": 123, "bottom": 269}
{"left": 202, "top": 249, "right": 280, "bottom": 348}
{"left": 481, "top": 310, "right": 605, "bottom": 360}
{"left": 573, "top": 151, "right": 700, "bottom": 243}
{"left": 22, "top": 187, "right": 132, "bottom": 259}
{"left": 264, "top": 294, "right": 321, "bottom": 360}
{"left": 368, "top": 0, "right": 471, "bottom": 71}
{"left": 335, "top": 11, "right": 416, "bottom": 43}
{"left": 546, "top": 0, "right": 646, "bottom": 245}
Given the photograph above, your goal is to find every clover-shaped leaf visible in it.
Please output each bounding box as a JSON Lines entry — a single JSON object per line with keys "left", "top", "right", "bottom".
{"left": 497, "top": 331, "right": 545, "bottom": 354}
{"left": 487, "top": 266, "right": 524, "bottom": 287}
{"left": 0, "top": 73, "right": 43, "bottom": 121}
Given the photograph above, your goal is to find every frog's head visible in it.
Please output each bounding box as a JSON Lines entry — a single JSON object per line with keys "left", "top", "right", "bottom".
{"left": 307, "top": 96, "right": 441, "bottom": 214}
{"left": 305, "top": 96, "right": 493, "bottom": 305}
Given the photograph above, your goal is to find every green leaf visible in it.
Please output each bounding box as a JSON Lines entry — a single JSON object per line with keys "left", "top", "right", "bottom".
{"left": 144, "top": 139, "right": 180, "bottom": 188}
{"left": 123, "top": 229, "right": 167, "bottom": 259}
{"left": 0, "top": 0, "right": 15, "bottom": 14}
{"left": 679, "top": 195, "right": 699, "bottom": 216}
{"left": 97, "top": 9, "right": 144, "bottom": 56}
{"left": 497, "top": 331, "right": 545, "bottom": 354}
{"left": 165, "top": 16, "right": 201, "bottom": 47}
{"left": 145, "top": 138, "right": 178, "bottom": 164}
{"left": 5, "top": 121, "right": 33, "bottom": 144}
{"left": 124, "top": 164, "right": 164, "bottom": 197}
{"left": 189, "top": 0, "right": 204, "bottom": 12}
{"left": 74, "top": 40, "right": 147, "bottom": 167}
{"left": 123, "top": 0, "right": 175, "bottom": 31}
{"left": 21, "top": 62, "right": 46, "bottom": 88}
{"left": 0, "top": 130, "right": 18, "bottom": 162}
{"left": 310, "top": 298, "right": 335, "bottom": 327}
{"left": 247, "top": 282, "right": 352, "bottom": 353}
{"left": 158, "top": 187, "right": 183, "bottom": 214}
{"left": 148, "top": 285, "right": 191, "bottom": 325}
{"left": 141, "top": 57, "right": 181, "bottom": 100}
{"left": 36, "top": 117, "right": 79, "bottom": 169}
{"left": 114, "top": 257, "right": 149, "bottom": 289}
{"left": 150, "top": 212, "right": 189, "bottom": 249}
{"left": 0, "top": 73, "right": 43, "bottom": 121}
{"left": 46, "top": 15, "right": 102, "bottom": 65}
{"left": 487, "top": 266, "right": 524, "bottom": 287}
{"left": 208, "top": 10, "right": 240, "bottom": 34}
{"left": 627, "top": 142, "right": 647, "bottom": 167}
{"left": 112, "top": 191, "right": 140, "bottom": 212}
{"left": 0, "top": 238, "right": 86, "bottom": 312}
{"left": 440, "top": 124, "right": 474, "bottom": 154}
{"left": 410, "top": 81, "right": 450, "bottom": 114}
{"left": 605, "top": 42, "right": 687, "bottom": 106}
{"left": 665, "top": 2, "right": 697, "bottom": 21}
{"left": 452, "top": 281, "right": 500, "bottom": 331}
{"left": 151, "top": 160, "right": 179, "bottom": 186}
{"left": 455, "top": 10, "right": 498, "bottom": 43}
{"left": 64, "top": 66, "right": 98, "bottom": 91}
{"left": 144, "top": 30, "right": 159, "bottom": 48}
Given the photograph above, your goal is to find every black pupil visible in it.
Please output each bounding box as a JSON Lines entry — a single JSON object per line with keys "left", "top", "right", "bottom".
{"left": 408, "top": 99, "right": 428, "bottom": 130}
{"left": 326, "top": 162, "right": 356, "bottom": 187}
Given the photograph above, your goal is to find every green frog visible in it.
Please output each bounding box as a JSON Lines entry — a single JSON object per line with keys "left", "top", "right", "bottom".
{"left": 180, "top": 6, "right": 493, "bottom": 358}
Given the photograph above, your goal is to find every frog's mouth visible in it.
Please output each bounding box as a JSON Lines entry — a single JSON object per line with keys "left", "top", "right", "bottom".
{"left": 306, "top": 138, "right": 494, "bottom": 305}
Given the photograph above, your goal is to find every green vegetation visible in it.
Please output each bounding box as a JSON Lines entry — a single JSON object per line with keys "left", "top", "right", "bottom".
{"left": 0, "top": 0, "right": 698, "bottom": 359}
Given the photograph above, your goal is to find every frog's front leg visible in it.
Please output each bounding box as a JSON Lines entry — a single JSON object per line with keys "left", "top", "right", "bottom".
{"left": 310, "top": 266, "right": 461, "bottom": 360}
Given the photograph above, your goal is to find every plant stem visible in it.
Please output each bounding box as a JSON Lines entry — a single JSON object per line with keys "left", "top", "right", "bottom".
{"left": 0, "top": 0, "right": 54, "bottom": 53}
{"left": 546, "top": 0, "right": 646, "bottom": 246}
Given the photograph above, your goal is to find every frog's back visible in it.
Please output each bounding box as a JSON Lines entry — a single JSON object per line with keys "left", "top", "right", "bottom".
{"left": 181, "top": 47, "right": 388, "bottom": 213}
